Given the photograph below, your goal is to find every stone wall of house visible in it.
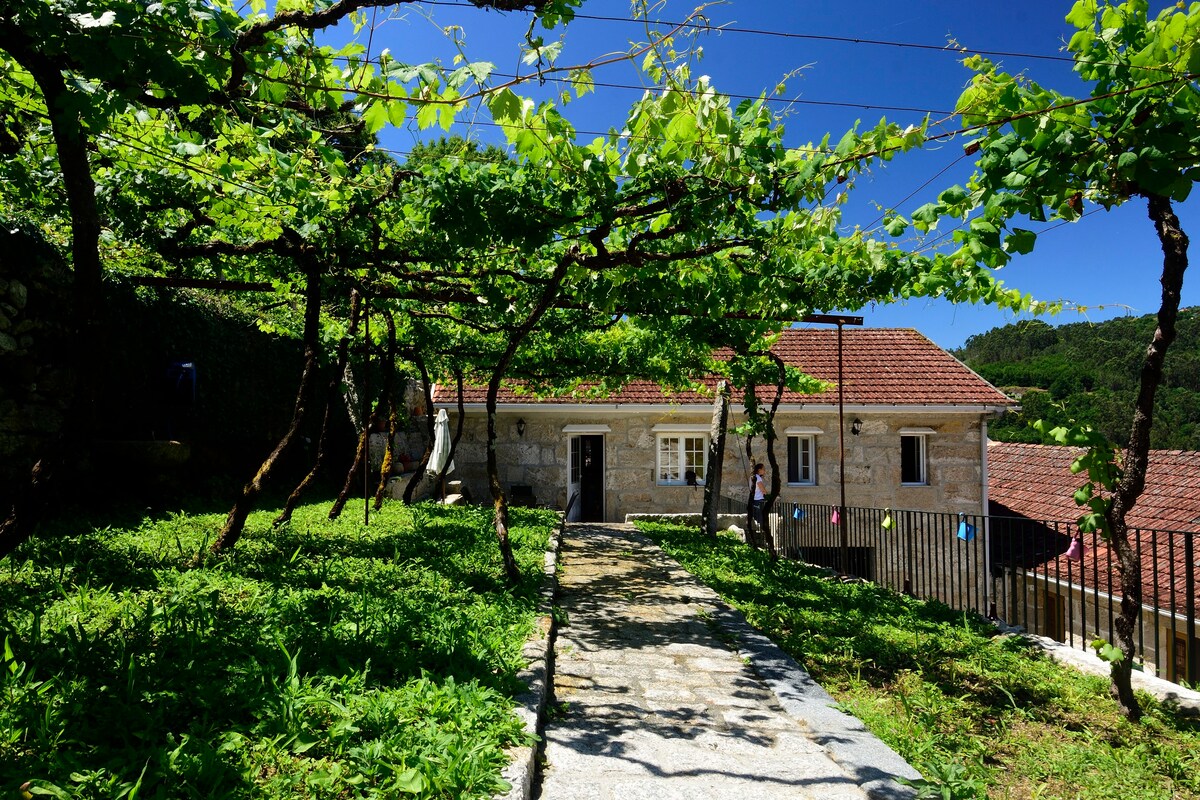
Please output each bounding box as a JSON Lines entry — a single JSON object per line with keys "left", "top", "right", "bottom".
{"left": 445, "top": 415, "right": 569, "bottom": 507}
{"left": 444, "top": 406, "right": 988, "bottom": 521}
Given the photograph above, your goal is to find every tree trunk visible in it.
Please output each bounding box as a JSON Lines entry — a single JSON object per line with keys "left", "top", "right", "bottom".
{"left": 402, "top": 348, "right": 437, "bottom": 504}
{"left": 486, "top": 253, "right": 573, "bottom": 586}
{"left": 486, "top": 385, "right": 521, "bottom": 584}
{"left": 330, "top": 409, "right": 370, "bottom": 520}
{"left": 1104, "top": 194, "right": 1189, "bottom": 721}
{"left": 341, "top": 362, "right": 362, "bottom": 432}
{"left": 373, "top": 312, "right": 399, "bottom": 510}
{"left": 275, "top": 290, "right": 362, "bottom": 526}
{"left": 31, "top": 58, "right": 104, "bottom": 436}
{"left": 330, "top": 303, "right": 385, "bottom": 520}
{"left": 0, "top": 40, "right": 105, "bottom": 556}
{"left": 742, "top": 378, "right": 763, "bottom": 549}
{"left": 760, "top": 354, "right": 786, "bottom": 560}
{"left": 702, "top": 381, "right": 731, "bottom": 538}
{"left": 212, "top": 261, "right": 322, "bottom": 554}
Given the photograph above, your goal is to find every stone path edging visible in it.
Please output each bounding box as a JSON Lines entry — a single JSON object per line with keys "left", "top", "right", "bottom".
{"left": 496, "top": 515, "right": 564, "bottom": 800}
{"left": 709, "top": 603, "right": 920, "bottom": 800}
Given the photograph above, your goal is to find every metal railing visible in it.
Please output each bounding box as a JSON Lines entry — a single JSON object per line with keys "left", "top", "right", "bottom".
{"left": 717, "top": 493, "right": 748, "bottom": 515}
{"left": 773, "top": 502, "right": 1200, "bottom": 688}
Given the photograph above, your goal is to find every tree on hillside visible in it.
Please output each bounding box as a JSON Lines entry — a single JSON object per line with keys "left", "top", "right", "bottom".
{"left": 957, "top": 319, "right": 1060, "bottom": 364}
{"left": 957, "top": 311, "right": 1200, "bottom": 449}
{"left": 915, "top": 0, "right": 1200, "bottom": 718}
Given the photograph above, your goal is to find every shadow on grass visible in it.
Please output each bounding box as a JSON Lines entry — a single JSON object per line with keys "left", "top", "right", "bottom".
{"left": 0, "top": 499, "right": 557, "bottom": 798}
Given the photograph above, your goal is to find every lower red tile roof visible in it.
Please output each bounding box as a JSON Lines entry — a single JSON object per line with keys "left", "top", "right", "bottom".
{"left": 988, "top": 441, "right": 1200, "bottom": 619}
{"left": 988, "top": 442, "right": 1200, "bottom": 533}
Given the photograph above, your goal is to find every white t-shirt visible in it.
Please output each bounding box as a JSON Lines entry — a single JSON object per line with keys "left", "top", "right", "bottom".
{"left": 751, "top": 472, "right": 765, "bottom": 501}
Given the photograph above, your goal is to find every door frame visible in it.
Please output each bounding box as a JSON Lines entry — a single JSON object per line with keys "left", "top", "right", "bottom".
{"left": 563, "top": 424, "right": 610, "bottom": 522}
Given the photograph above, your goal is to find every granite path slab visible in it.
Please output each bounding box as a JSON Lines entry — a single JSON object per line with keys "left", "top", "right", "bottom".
{"left": 536, "top": 523, "right": 919, "bottom": 800}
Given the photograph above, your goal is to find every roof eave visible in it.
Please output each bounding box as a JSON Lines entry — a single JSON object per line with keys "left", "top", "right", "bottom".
{"left": 441, "top": 402, "right": 1015, "bottom": 415}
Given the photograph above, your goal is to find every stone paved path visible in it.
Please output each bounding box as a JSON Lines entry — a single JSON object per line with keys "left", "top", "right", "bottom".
{"left": 537, "top": 523, "right": 914, "bottom": 800}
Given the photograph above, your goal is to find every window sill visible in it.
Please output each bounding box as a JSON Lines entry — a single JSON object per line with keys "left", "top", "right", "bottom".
{"left": 786, "top": 482, "right": 816, "bottom": 487}
{"left": 900, "top": 482, "right": 930, "bottom": 487}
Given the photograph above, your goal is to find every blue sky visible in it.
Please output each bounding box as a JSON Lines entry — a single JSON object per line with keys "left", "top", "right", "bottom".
{"left": 354, "top": 0, "right": 1198, "bottom": 349}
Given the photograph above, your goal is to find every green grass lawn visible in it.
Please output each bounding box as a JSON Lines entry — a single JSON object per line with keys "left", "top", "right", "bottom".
{"left": 1, "top": 500, "right": 557, "bottom": 800}
{"left": 637, "top": 522, "right": 1200, "bottom": 800}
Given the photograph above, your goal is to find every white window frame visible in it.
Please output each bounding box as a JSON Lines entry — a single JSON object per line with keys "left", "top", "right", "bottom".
{"left": 786, "top": 434, "right": 817, "bottom": 486}
{"left": 652, "top": 424, "right": 709, "bottom": 486}
{"left": 899, "top": 427, "right": 934, "bottom": 486}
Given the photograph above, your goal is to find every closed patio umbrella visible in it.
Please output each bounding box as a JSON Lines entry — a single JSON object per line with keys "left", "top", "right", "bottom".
{"left": 426, "top": 409, "right": 455, "bottom": 497}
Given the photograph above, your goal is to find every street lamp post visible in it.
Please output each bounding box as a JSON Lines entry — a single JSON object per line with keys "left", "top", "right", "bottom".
{"left": 802, "top": 313, "right": 863, "bottom": 574}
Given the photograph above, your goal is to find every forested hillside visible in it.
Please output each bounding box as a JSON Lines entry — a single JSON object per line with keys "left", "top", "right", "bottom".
{"left": 954, "top": 309, "right": 1200, "bottom": 451}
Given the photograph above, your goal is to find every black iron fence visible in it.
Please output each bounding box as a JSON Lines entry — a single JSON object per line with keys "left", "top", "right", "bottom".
{"left": 773, "top": 502, "right": 1200, "bottom": 688}
{"left": 717, "top": 493, "right": 747, "bottom": 515}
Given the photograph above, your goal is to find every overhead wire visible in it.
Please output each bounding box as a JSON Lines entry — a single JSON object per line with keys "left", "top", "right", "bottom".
{"left": 9, "top": 64, "right": 1182, "bottom": 276}
{"left": 3, "top": 17, "right": 1188, "bottom": 295}
{"left": 7, "top": 50, "right": 1185, "bottom": 210}
{"left": 20, "top": 0, "right": 1188, "bottom": 206}
{"left": 85, "top": 8, "right": 1130, "bottom": 122}
{"left": 423, "top": 66, "right": 957, "bottom": 117}
{"left": 230, "top": 0, "right": 1200, "bottom": 211}
{"left": 413, "top": 0, "right": 1188, "bottom": 76}
{"left": 79, "top": 12, "right": 1199, "bottom": 172}
{"left": 911, "top": 205, "right": 1102, "bottom": 257}
{"left": 857, "top": 151, "right": 972, "bottom": 236}
{"left": 217, "top": 64, "right": 1194, "bottom": 169}
{"left": 94, "top": 0, "right": 1193, "bottom": 128}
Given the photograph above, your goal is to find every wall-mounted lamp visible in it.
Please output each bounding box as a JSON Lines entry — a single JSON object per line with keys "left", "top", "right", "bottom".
{"left": 516, "top": 418, "right": 526, "bottom": 437}
{"left": 851, "top": 418, "right": 862, "bottom": 436}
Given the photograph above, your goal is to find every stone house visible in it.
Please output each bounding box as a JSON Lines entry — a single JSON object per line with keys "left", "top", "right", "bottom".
{"left": 430, "top": 328, "right": 1013, "bottom": 524}
{"left": 988, "top": 441, "right": 1200, "bottom": 684}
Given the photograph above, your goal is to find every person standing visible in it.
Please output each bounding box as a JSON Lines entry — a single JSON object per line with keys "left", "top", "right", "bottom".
{"left": 749, "top": 463, "right": 766, "bottom": 535}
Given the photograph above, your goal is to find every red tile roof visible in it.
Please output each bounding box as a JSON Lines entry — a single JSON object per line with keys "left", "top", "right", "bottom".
{"left": 433, "top": 328, "right": 1013, "bottom": 407}
{"left": 988, "top": 442, "right": 1200, "bottom": 618}
{"left": 988, "top": 442, "right": 1200, "bottom": 533}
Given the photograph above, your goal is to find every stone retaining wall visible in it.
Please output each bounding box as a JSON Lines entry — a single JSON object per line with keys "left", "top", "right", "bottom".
{"left": 0, "top": 226, "right": 74, "bottom": 503}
